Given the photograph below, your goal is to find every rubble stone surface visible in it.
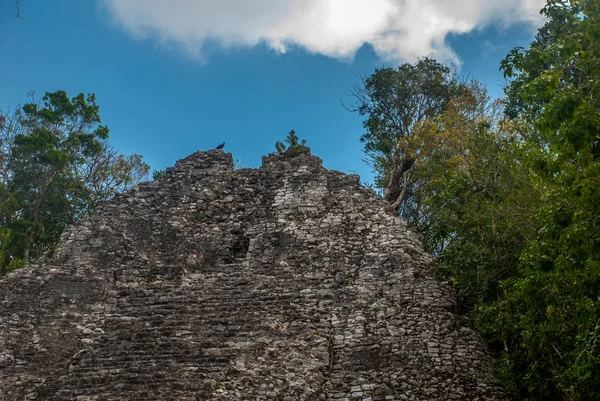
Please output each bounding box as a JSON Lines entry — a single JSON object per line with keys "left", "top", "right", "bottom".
{"left": 0, "top": 147, "right": 505, "bottom": 400}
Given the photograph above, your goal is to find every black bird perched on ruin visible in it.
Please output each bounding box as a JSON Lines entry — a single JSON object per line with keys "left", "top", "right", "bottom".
{"left": 215, "top": 142, "right": 225, "bottom": 150}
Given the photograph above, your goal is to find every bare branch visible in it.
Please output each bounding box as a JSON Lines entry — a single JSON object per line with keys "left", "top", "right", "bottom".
{"left": 15, "top": 0, "right": 23, "bottom": 19}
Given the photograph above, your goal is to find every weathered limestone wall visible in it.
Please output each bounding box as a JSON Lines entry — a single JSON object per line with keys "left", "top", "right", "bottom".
{"left": 0, "top": 147, "right": 504, "bottom": 400}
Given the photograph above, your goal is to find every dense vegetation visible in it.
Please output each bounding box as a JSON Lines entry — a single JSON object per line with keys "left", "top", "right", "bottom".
{"left": 352, "top": 1, "right": 599, "bottom": 399}
{"left": 0, "top": 91, "right": 149, "bottom": 273}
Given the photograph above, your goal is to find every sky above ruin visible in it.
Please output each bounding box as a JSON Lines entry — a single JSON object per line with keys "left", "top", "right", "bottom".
{"left": 0, "top": 0, "right": 545, "bottom": 183}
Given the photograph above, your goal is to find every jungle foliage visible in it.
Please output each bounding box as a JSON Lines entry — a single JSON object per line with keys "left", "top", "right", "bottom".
{"left": 0, "top": 91, "right": 149, "bottom": 273}
{"left": 352, "top": 1, "right": 600, "bottom": 398}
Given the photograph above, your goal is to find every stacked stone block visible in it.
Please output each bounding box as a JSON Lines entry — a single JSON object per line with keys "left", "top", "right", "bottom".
{"left": 0, "top": 147, "right": 504, "bottom": 400}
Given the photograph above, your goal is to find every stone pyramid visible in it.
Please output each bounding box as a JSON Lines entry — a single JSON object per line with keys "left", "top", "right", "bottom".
{"left": 0, "top": 147, "right": 504, "bottom": 400}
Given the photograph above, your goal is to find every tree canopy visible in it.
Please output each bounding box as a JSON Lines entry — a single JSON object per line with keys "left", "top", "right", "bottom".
{"left": 351, "top": 1, "right": 600, "bottom": 398}
{"left": 349, "top": 58, "right": 464, "bottom": 211}
{"left": 482, "top": 1, "right": 600, "bottom": 398}
{"left": 0, "top": 91, "right": 149, "bottom": 273}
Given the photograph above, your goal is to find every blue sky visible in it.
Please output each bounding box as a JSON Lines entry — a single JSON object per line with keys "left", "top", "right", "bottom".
{"left": 0, "top": 1, "right": 544, "bottom": 184}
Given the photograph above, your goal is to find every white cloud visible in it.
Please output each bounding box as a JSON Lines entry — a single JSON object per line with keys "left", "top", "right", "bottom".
{"left": 101, "top": 0, "right": 546, "bottom": 64}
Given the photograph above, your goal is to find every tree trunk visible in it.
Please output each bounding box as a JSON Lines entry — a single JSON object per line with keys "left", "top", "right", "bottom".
{"left": 384, "top": 156, "right": 415, "bottom": 211}
{"left": 390, "top": 171, "right": 410, "bottom": 210}
{"left": 383, "top": 164, "right": 400, "bottom": 202}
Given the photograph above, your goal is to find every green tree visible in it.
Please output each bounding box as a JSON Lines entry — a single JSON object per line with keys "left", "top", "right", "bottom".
{"left": 0, "top": 91, "right": 149, "bottom": 272}
{"left": 477, "top": 1, "right": 600, "bottom": 398}
{"left": 152, "top": 169, "right": 165, "bottom": 180}
{"left": 275, "top": 129, "right": 306, "bottom": 153}
{"left": 396, "top": 81, "right": 541, "bottom": 307}
{"left": 349, "top": 58, "right": 462, "bottom": 212}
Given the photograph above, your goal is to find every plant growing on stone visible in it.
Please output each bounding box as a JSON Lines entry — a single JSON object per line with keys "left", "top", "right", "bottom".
{"left": 152, "top": 169, "right": 165, "bottom": 180}
{"left": 275, "top": 129, "right": 307, "bottom": 154}
{"left": 233, "top": 158, "right": 250, "bottom": 169}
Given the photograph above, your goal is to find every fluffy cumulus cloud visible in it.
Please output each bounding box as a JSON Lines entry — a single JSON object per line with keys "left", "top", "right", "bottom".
{"left": 102, "top": 0, "right": 546, "bottom": 63}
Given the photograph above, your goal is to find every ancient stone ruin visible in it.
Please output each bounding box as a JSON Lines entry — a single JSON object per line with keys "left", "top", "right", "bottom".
{"left": 0, "top": 148, "right": 504, "bottom": 400}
